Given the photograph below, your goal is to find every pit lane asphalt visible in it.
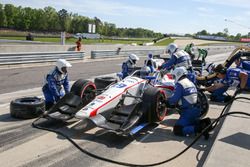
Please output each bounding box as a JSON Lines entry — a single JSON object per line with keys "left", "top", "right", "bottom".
{"left": 0, "top": 49, "right": 236, "bottom": 167}
{"left": 0, "top": 47, "right": 233, "bottom": 94}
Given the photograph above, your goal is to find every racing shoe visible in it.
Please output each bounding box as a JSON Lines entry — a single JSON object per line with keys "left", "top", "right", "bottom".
{"left": 224, "top": 95, "right": 232, "bottom": 103}
{"left": 195, "top": 118, "right": 212, "bottom": 140}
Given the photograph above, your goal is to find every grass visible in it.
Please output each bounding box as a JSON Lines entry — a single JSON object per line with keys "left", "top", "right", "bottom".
{"left": 0, "top": 36, "right": 153, "bottom": 45}
{"left": 154, "top": 38, "right": 175, "bottom": 46}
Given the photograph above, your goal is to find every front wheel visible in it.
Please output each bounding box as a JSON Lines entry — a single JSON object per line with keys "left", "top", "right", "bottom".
{"left": 141, "top": 86, "right": 167, "bottom": 123}
{"left": 70, "top": 79, "right": 96, "bottom": 106}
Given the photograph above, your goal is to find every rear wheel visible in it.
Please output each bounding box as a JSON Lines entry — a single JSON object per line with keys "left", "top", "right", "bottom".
{"left": 70, "top": 79, "right": 96, "bottom": 106}
{"left": 197, "top": 91, "right": 209, "bottom": 118}
{"left": 142, "top": 86, "right": 167, "bottom": 122}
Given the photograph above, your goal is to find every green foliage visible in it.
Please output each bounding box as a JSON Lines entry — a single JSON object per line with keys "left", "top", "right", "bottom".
{"left": 0, "top": 3, "right": 161, "bottom": 38}
{"left": 154, "top": 38, "right": 175, "bottom": 46}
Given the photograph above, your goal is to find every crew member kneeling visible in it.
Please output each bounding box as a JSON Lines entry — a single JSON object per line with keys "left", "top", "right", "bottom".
{"left": 42, "top": 59, "right": 72, "bottom": 110}
{"left": 166, "top": 67, "right": 211, "bottom": 139}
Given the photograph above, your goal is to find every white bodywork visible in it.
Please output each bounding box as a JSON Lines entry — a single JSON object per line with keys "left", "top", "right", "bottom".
{"left": 75, "top": 72, "right": 175, "bottom": 120}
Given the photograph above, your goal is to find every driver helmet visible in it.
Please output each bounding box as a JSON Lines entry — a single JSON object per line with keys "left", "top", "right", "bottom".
{"left": 55, "top": 59, "right": 72, "bottom": 73}
{"left": 190, "top": 42, "right": 195, "bottom": 47}
{"left": 140, "top": 66, "right": 151, "bottom": 78}
{"left": 172, "top": 67, "right": 187, "bottom": 83}
{"left": 166, "top": 43, "right": 178, "bottom": 54}
{"left": 128, "top": 53, "right": 139, "bottom": 65}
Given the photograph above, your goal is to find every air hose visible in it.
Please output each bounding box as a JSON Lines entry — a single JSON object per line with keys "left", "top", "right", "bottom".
{"left": 32, "top": 96, "right": 250, "bottom": 167}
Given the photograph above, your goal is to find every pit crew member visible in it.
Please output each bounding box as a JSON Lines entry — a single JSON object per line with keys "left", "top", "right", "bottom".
{"left": 42, "top": 59, "right": 72, "bottom": 110}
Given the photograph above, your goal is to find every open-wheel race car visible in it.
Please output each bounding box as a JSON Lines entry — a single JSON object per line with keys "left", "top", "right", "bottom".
{"left": 46, "top": 64, "right": 209, "bottom": 136}
{"left": 46, "top": 69, "right": 174, "bottom": 135}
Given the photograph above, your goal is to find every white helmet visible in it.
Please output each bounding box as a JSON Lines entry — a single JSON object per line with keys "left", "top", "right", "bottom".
{"left": 172, "top": 67, "right": 187, "bottom": 83}
{"left": 128, "top": 53, "right": 139, "bottom": 65}
{"left": 166, "top": 43, "right": 178, "bottom": 54}
{"left": 140, "top": 66, "right": 151, "bottom": 78}
{"left": 55, "top": 59, "right": 72, "bottom": 73}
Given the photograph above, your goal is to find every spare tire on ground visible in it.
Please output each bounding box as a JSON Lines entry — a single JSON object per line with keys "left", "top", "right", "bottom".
{"left": 10, "top": 97, "right": 45, "bottom": 119}
{"left": 94, "top": 77, "right": 118, "bottom": 89}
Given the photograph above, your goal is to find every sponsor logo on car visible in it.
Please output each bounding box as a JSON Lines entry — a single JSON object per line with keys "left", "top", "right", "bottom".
{"left": 115, "top": 83, "right": 127, "bottom": 88}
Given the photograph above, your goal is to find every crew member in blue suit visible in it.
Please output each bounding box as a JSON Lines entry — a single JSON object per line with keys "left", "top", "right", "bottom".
{"left": 235, "top": 57, "right": 250, "bottom": 71}
{"left": 42, "top": 59, "right": 72, "bottom": 110}
{"left": 159, "top": 43, "right": 196, "bottom": 84}
{"left": 166, "top": 67, "right": 211, "bottom": 139}
{"left": 121, "top": 53, "right": 139, "bottom": 79}
{"left": 203, "top": 64, "right": 249, "bottom": 102}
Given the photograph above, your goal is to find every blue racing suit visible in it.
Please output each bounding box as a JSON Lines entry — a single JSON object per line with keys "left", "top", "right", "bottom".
{"left": 121, "top": 60, "right": 135, "bottom": 79}
{"left": 211, "top": 68, "right": 250, "bottom": 102}
{"left": 161, "top": 50, "right": 196, "bottom": 83}
{"left": 168, "top": 77, "right": 201, "bottom": 136}
{"left": 236, "top": 60, "right": 250, "bottom": 71}
{"left": 162, "top": 50, "right": 192, "bottom": 70}
{"left": 42, "top": 67, "right": 70, "bottom": 109}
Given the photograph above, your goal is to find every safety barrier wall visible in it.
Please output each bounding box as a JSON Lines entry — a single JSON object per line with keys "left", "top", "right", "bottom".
{"left": 91, "top": 49, "right": 165, "bottom": 59}
{"left": 0, "top": 51, "right": 84, "bottom": 65}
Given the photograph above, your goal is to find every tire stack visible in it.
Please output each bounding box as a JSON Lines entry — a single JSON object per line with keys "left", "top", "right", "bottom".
{"left": 10, "top": 97, "right": 45, "bottom": 119}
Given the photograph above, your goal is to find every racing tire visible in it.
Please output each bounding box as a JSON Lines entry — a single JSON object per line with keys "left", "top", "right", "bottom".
{"left": 70, "top": 79, "right": 96, "bottom": 106}
{"left": 10, "top": 97, "right": 45, "bottom": 119}
{"left": 197, "top": 91, "right": 209, "bottom": 118}
{"left": 94, "top": 77, "right": 117, "bottom": 89}
{"left": 142, "top": 86, "right": 167, "bottom": 123}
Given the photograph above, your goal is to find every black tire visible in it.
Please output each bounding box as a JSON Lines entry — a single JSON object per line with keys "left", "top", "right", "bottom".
{"left": 141, "top": 86, "right": 167, "bottom": 123}
{"left": 70, "top": 79, "right": 96, "bottom": 106}
{"left": 94, "top": 77, "right": 117, "bottom": 89}
{"left": 197, "top": 91, "right": 209, "bottom": 118}
{"left": 10, "top": 97, "right": 45, "bottom": 119}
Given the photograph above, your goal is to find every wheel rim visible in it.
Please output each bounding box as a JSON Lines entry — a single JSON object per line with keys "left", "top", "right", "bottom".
{"left": 81, "top": 84, "right": 96, "bottom": 104}
{"left": 156, "top": 91, "right": 167, "bottom": 121}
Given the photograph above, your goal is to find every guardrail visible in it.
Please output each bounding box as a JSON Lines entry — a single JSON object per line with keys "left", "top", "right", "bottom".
{"left": 91, "top": 49, "right": 165, "bottom": 59}
{"left": 0, "top": 51, "right": 84, "bottom": 65}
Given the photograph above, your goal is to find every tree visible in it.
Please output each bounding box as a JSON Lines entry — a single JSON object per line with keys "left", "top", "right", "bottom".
{"left": 235, "top": 33, "right": 242, "bottom": 40}
{"left": 196, "top": 30, "right": 209, "bottom": 35}
{"left": 57, "top": 9, "right": 70, "bottom": 31}
{"left": 223, "top": 28, "right": 229, "bottom": 37}
{"left": 0, "top": 3, "right": 6, "bottom": 27}
{"left": 44, "top": 7, "right": 60, "bottom": 31}
{"left": 4, "top": 4, "right": 16, "bottom": 28}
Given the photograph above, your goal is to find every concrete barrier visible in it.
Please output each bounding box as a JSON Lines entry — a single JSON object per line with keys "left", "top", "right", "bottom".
{"left": 0, "top": 51, "right": 84, "bottom": 65}
{"left": 91, "top": 49, "right": 164, "bottom": 59}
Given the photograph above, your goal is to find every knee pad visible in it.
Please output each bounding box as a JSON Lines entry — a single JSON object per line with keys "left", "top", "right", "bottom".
{"left": 173, "top": 125, "right": 184, "bottom": 136}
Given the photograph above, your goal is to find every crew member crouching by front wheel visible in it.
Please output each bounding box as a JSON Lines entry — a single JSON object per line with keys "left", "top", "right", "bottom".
{"left": 42, "top": 59, "right": 72, "bottom": 110}
{"left": 166, "top": 67, "right": 211, "bottom": 139}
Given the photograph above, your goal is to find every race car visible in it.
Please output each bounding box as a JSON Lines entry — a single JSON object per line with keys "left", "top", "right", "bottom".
{"left": 47, "top": 69, "right": 175, "bottom": 135}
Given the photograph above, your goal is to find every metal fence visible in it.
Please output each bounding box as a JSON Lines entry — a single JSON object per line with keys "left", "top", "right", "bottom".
{"left": 91, "top": 49, "right": 165, "bottom": 59}
{"left": 0, "top": 51, "right": 84, "bottom": 65}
